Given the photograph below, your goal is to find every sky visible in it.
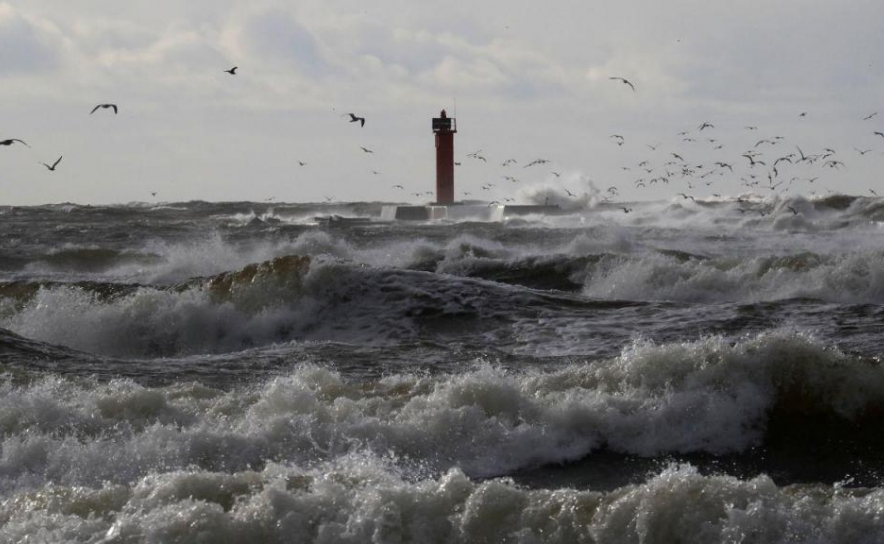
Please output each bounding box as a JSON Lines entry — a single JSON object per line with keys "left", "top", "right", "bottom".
{"left": 0, "top": 0, "right": 882, "bottom": 206}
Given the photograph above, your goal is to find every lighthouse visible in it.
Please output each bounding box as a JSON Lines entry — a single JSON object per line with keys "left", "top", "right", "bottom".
{"left": 432, "top": 110, "right": 456, "bottom": 204}
{"left": 378, "top": 110, "right": 561, "bottom": 220}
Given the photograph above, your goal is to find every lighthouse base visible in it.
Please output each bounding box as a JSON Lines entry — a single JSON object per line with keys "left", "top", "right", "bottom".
{"left": 380, "top": 204, "right": 563, "bottom": 221}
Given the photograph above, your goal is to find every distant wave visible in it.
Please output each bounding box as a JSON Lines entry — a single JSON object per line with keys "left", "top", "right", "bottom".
{"left": 6, "top": 244, "right": 884, "bottom": 359}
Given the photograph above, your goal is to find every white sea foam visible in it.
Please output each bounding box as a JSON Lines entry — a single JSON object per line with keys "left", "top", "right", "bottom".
{"left": 2, "top": 457, "right": 884, "bottom": 543}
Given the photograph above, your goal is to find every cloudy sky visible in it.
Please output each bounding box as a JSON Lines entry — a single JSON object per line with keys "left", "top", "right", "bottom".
{"left": 1, "top": 0, "right": 882, "bottom": 205}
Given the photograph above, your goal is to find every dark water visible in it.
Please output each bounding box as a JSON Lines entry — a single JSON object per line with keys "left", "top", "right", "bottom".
{"left": 2, "top": 197, "right": 884, "bottom": 542}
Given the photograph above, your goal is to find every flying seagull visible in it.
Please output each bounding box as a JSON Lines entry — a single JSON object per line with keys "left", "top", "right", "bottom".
{"left": 91, "top": 103, "right": 118, "bottom": 115}
{"left": 224, "top": 66, "right": 238, "bottom": 75}
{"left": 609, "top": 77, "right": 635, "bottom": 91}
{"left": 862, "top": 112, "right": 877, "bottom": 121}
{"left": 360, "top": 146, "right": 373, "bottom": 153}
{"left": 345, "top": 113, "right": 365, "bottom": 127}
{"left": 874, "top": 131, "right": 884, "bottom": 139}
{"left": 0, "top": 138, "right": 29, "bottom": 147}
{"left": 41, "top": 155, "right": 62, "bottom": 171}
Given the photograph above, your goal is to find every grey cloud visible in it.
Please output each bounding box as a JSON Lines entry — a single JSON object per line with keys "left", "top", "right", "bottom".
{"left": 0, "top": 8, "right": 62, "bottom": 75}
{"left": 239, "top": 9, "right": 327, "bottom": 75}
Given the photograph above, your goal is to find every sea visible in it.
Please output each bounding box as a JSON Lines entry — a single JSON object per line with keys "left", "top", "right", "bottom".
{"left": 2, "top": 195, "right": 884, "bottom": 543}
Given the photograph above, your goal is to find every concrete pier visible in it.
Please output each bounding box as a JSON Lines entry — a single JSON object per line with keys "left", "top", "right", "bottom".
{"left": 380, "top": 204, "right": 562, "bottom": 221}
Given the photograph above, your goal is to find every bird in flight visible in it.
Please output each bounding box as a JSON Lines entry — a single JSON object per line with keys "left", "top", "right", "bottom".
{"left": 41, "top": 155, "right": 62, "bottom": 171}
{"left": 0, "top": 138, "right": 29, "bottom": 147}
{"left": 862, "top": 112, "right": 877, "bottom": 121}
{"left": 224, "top": 66, "right": 238, "bottom": 75}
{"left": 298, "top": 161, "right": 307, "bottom": 166}
{"left": 524, "top": 158, "right": 550, "bottom": 168}
{"left": 91, "top": 103, "right": 118, "bottom": 115}
{"left": 621, "top": 207, "right": 632, "bottom": 213}
{"left": 874, "top": 131, "right": 884, "bottom": 138}
{"left": 698, "top": 122, "right": 714, "bottom": 130}
{"left": 345, "top": 113, "right": 365, "bottom": 127}
{"left": 609, "top": 76, "right": 635, "bottom": 91}
{"left": 360, "top": 146, "right": 373, "bottom": 153}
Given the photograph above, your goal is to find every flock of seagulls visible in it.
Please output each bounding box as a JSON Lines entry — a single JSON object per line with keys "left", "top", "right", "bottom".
{"left": 0, "top": 65, "right": 376, "bottom": 200}
{"left": 2, "top": 103, "right": 116, "bottom": 178}
{"left": 593, "top": 105, "right": 884, "bottom": 213}
{"left": 3, "top": 63, "right": 880, "bottom": 210}
{"left": 443, "top": 98, "right": 882, "bottom": 213}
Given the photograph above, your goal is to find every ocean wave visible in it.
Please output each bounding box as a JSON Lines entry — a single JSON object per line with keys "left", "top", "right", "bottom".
{"left": 582, "top": 248, "right": 884, "bottom": 303}
{"left": 6, "top": 456, "right": 884, "bottom": 543}
{"left": 0, "top": 330, "right": 881, "bottom": 494}
{"left": 7, "top": 246, "right": 884, "bottom": 359}
{"left": 3, "top": 255, "right": 576, "bottom": 357}
{"left": 1, "top": 455, "right": 883, "bottom": 543}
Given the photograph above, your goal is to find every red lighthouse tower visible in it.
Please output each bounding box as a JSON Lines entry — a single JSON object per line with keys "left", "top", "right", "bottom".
{"left": 432, "top": 110, "right": 457, "bottom": 204}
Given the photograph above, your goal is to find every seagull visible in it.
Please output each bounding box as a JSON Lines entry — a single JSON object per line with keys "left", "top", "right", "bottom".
{"left": 874, "top": 131, "right": 884, "bottom": 138}
{"left": 90, "top": 103, "right": 118, "bottom": 115}
{"left": 742, "top": 154, "right": 766, "bottom": 167}
{"left": 855, "top": 148, "right": 872, "bottom": 156}
{"left": 345, "top": 113, "right": 365, "bottom": 127}
{"left": 698, "top": 122, "right": 714, "bottom": 130}
{"left": 787, "top": 206, "right": 798, "bottom": 215}
{"left": 523, "top": 158, "right": 550, "bottom": 167}
{"left": 621, "top": 206, "right": 632, "bottom": 213}
{"left": 298, "top": 161, "right": 307, "bottom": 166}
{"left": 862, "top": 112, "right": 877, "bottom": 121}
{"left": 224, "top": 66, "right": 238, "bottom": 75}
{"left": 41, "top": 155, "right": 62, "bottom": 171}
{"left": 0, "top": 138, "right": 29, "bottom": 147}
{"left": 360, "top": 146, "right": 373, "bottom": 153}
{"left": 609, "top": 76, "right": 635, "bottom": 91}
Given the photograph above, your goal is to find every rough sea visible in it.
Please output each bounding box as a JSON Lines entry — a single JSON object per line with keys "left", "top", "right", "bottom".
{"left": 2, "top": 195, "right": 884, "bottom": 543}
